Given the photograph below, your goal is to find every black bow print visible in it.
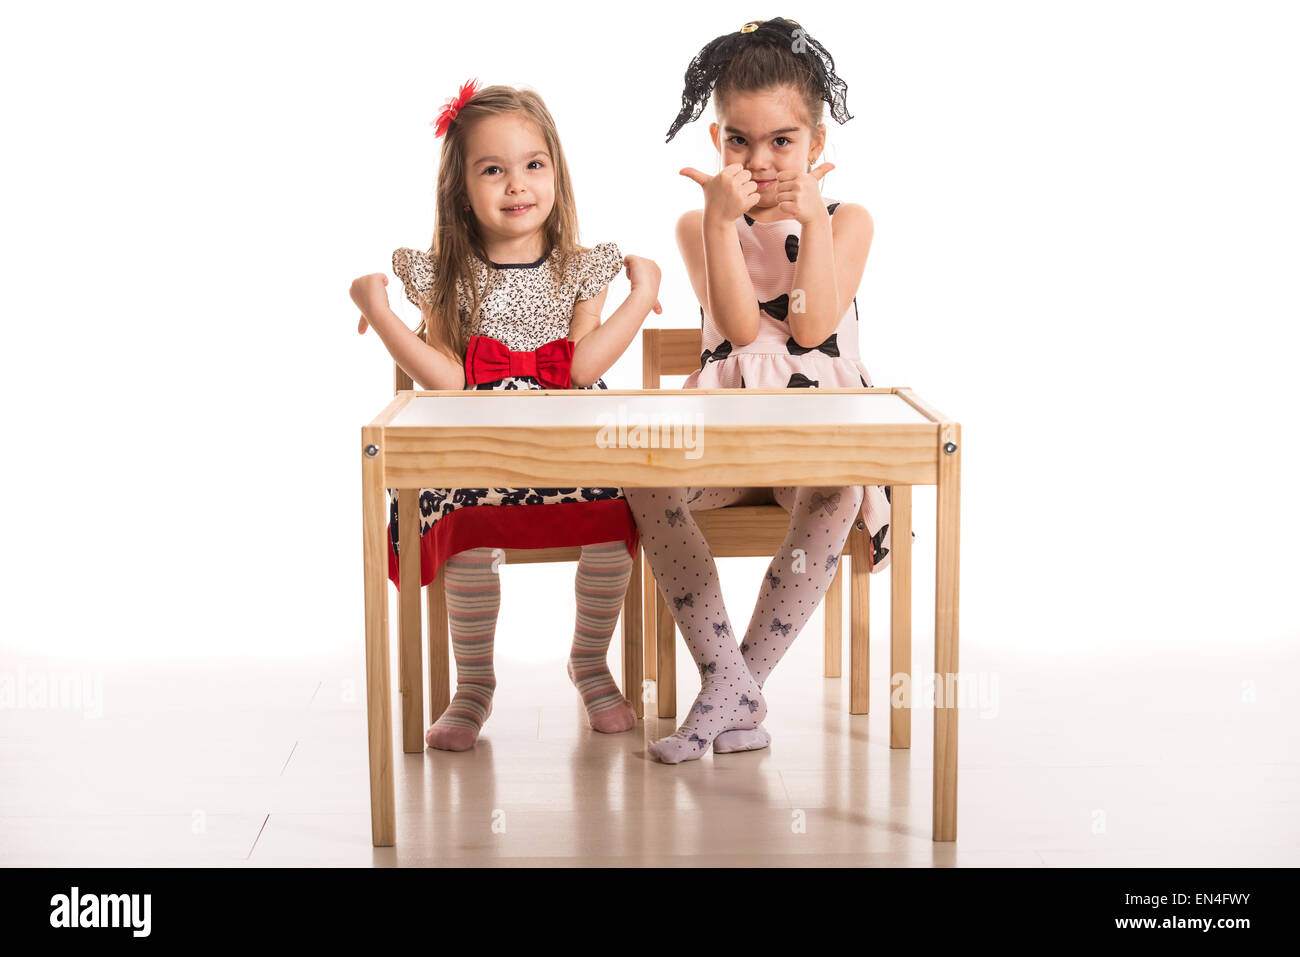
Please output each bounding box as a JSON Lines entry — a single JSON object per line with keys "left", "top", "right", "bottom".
{"left": 699, "top": 661, "right": 717, "bottom": 677}
{"left": 688, "top": 733, "right": 707, "bottom": 749}
{"left": 673, "top": 593, "right": 695, "bottom": 611}
{"left": 770, "top": 618, "right": 792, "bottom": 636}
{"left": 741, "top": 641, "right": 750, "bottom": 653}
{"left": 784, "top": 234, "right": 799, "bottom": 263}
{"left": 825, "top": 553, "right": 840, "bottom": 572}
{"left": 786, "top": 333, "right": 839, "bottom": 357}
{"left": 759, "top": 293, "right": 789, "bottom": 321}
{"left": 712, "top": 622, "right": 731, "bottom": 637}
{"left": 873, "top": 522, "right": 890, "bottom": 566}
{"left": 787, "top": 372, "right": 819, "bottom": 388}
{"left": 700, "top": 340, "right": 733, "bottom": 366}
{"left": 808, "top": 491, "right": 841, "bottom": 515}
{"left": 693, "top": 701, "right": 714, "bottom": 715}
{"left": 687, "top": 488, "right": 704, "bottom": 504}
{"left": 764, "top": 567, "right": 781, "bottom": 589}
{"left": 739, "top": 694, "right": 760, "bottom": 714}
{"left": 665, "top": 507, "right": 686, "bottom": 527}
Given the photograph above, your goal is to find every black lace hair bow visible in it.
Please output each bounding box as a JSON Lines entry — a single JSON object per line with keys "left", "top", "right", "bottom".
{"left": 665, "top": 17, "right": 852, "bottom": 143}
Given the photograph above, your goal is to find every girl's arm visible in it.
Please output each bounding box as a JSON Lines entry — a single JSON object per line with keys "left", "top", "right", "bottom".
{"left": 699, "top": 213, "right": 762, "bottom": 346}
{"left": 679, "top": 209, "right": 763, "bottom": 347}
{"left": 787, "top": 202, "right": 874, "bottom": 348}
{"left": 569, "top": 256, "right": 661, "bottom": 387}
{"left": 678, "top": 165, "right": 764, "bottom": 346}
{"left": 350, "top": 274, "right": 466, "bottom": 390}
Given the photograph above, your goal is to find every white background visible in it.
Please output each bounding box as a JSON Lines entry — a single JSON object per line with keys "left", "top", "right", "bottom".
{"left": 1, "top": 0, "right": 1297, "bottom": 670}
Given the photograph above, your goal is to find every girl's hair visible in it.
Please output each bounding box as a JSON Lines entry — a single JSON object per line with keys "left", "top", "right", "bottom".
{"left": 665, "top": 17, "right": 851, "bottom": 142}
{"left": 419, "top": 84, "right": 583, "bottom": 361}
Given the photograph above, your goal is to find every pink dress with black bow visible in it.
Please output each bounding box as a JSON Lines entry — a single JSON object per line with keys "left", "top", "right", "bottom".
{"left": 682, "top": 199, "right": 910, "bottom": 572}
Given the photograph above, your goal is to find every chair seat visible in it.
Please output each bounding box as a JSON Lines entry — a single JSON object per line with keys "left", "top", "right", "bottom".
{"left": 694, "top": 505, "right": 856, "bottom": 557}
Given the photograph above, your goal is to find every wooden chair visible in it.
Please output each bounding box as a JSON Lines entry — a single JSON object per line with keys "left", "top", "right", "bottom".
{"left": 641, "top": 328, "right": 913, "bottom": 745}
{"left": 389, "top": 363, "right": 645, "bottom": 754}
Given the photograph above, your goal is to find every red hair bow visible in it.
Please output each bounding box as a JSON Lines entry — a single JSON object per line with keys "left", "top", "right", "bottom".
{"left": 431, "top": 78, "right": 479, "bottom": 138}
{"left": 465, "top": 335, "right": 574, "bottom": 389}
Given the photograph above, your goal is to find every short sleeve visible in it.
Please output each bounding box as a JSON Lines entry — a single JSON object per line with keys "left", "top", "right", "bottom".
{"left": 392, "top": 247, "right": 436, "bottom": 309}
{"left": 575, "top": 241, "right": 623, "bottom": 301}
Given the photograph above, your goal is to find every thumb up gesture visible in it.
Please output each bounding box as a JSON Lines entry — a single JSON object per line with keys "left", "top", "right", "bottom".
{"left": 774, "top": 162, "right": 835, "bottom": 225}
{"left": 681, "top": 163, "right": 762, "bottom": 228}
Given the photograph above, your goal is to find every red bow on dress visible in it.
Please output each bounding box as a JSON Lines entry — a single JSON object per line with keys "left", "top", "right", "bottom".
{"left": 465, "top": 335, "right": 574, "bottom": 389}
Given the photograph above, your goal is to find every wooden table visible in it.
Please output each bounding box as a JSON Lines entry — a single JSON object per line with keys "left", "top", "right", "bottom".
{"left": 361, "top": 387, "right": 961, "bottom": 845}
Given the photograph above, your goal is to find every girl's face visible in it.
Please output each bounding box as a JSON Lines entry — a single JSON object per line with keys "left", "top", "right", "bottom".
{"left": 463, "top": 113, "right": 556, "bottom": 242}
{"left": 710, "top": 87, "right": 826, "bottom": 212}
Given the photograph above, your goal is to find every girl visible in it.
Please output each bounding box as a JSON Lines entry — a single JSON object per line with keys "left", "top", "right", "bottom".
{"left": 349, "top": 81, "right": 663, "bottom": 751}
{"left": 627, "top": 18, "right": 908, "bottom": 764}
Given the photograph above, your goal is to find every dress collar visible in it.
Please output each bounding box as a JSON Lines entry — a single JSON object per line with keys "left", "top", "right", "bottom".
{"left": 473, "top": 247, "right": 552, "bottom": 269}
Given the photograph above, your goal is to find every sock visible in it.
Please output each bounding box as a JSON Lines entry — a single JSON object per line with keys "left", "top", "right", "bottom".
{"left": 568, "top": 540, "right": 636, "bottom": 733}
{"left": 426, "top": 547, "right": 499, "bottom": 751}
{"left": 622, "top": 486, "right": 770, "bottom": 763}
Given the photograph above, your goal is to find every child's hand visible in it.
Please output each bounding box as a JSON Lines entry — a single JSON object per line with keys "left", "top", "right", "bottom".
{"left": 775, "top": 163, "right": 836, "bottom": 225}
{"left": 623, "top": 254, "right": 663, "bottom": 315}
{"left": 681, "top": 163, "right": 761, "bottom": 227}
{"left": 350, "top": 273, "right": 390, "bottom": 334}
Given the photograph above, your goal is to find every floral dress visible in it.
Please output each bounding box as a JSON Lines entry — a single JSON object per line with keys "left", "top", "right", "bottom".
{"left": 385, "top": 242, "right": 638, "bottom": 585}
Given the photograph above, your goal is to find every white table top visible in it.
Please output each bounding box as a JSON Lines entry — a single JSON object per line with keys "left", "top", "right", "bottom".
{"left": 387, "top": 390, "right": 933, "bottom": 429}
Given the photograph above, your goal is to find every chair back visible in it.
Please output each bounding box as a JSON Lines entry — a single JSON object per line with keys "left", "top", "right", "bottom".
{"left": 641, "top": 328, "right": 703, "bottom": 388}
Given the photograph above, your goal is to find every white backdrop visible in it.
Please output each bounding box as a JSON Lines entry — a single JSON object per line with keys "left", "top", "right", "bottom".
{"left": 1, "top": 0, "right": 1297, "bottom": 667}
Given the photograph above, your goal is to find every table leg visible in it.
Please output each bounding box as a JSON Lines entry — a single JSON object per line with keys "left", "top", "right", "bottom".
{"left": 824, "top": 560, "right": 843, "bottom": 678}
{"left": 427, "top": 569, "right": 450, "bottom": 722}
{"left": 848, "top": 522, "right": 871, "bottom": 714}
{"left": 642, "top": 559, "right": 658, "bottom": 682}
{"left": 890, "top": 485, "right": 913, "bottom": 750}
{"left": 397, "top": 489, "right": 423, "bottom": 754}
{"left": 623, "top": 545, "right": 644, "bottom": 720}
{"left": 933, "top": 424, "right": 961, "bottom": 842}
{"left": 656, "top": 589, "right": 676, "bottom": 719}
{"left": 362, "top": 427, "right": 395, "bottom": 847}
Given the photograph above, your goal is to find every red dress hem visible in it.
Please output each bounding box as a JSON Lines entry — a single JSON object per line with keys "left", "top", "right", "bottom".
{"left": 387, "top": 499, "right": 640, "bottom": 589}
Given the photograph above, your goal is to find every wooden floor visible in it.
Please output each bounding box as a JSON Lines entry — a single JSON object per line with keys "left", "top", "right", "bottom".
{"left": 2, "top": 613, "right": 1297, "bottom": 867}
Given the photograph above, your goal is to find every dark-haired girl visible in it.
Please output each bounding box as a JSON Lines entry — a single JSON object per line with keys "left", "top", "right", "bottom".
{"left": 626, "top": 18, "right": 904, "bottom": 763}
